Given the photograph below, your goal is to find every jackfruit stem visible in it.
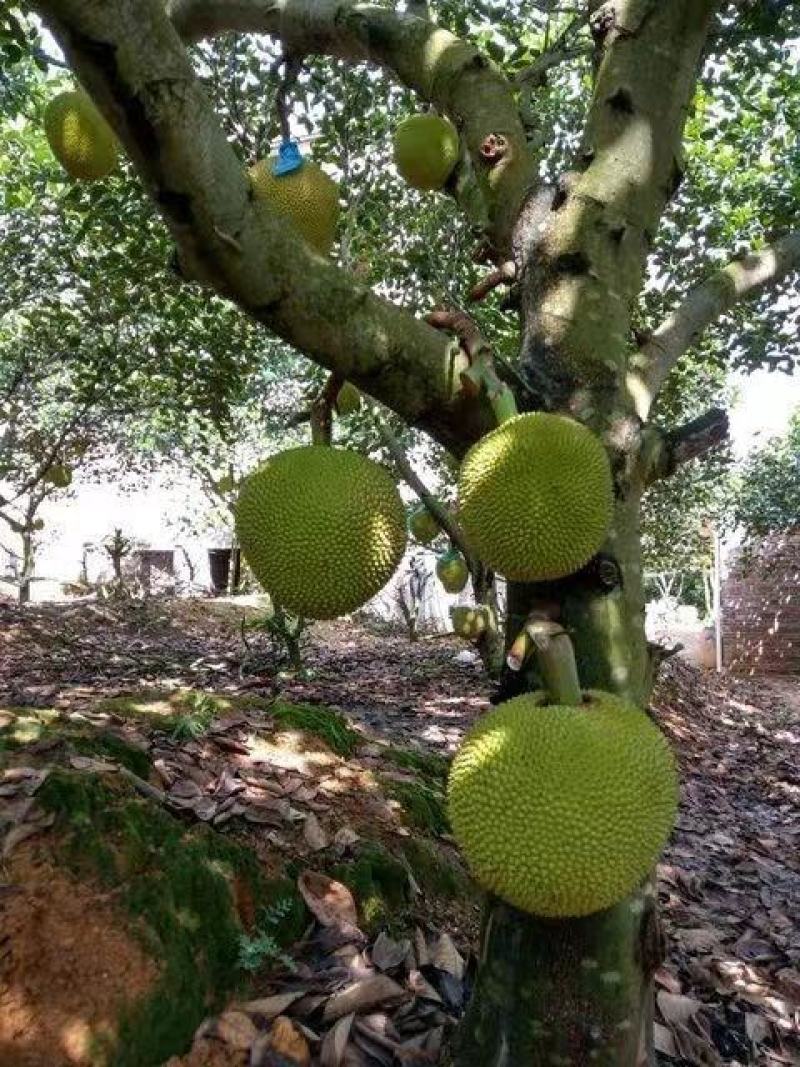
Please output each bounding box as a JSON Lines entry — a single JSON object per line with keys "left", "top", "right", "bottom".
{"left": 489, "top": 383, "right": 518, "bottom": 425}
{"left": 508, "top": 617, "right": 582, "bottom": 705}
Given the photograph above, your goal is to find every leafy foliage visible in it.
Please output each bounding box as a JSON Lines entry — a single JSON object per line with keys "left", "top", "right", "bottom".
{"left": 733, "top": 408, "right": 800, "bottom": 540}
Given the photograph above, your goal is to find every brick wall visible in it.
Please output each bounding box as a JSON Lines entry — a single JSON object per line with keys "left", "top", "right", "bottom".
{"left": 722, "top": 530, "right": 800, "bottom": 675}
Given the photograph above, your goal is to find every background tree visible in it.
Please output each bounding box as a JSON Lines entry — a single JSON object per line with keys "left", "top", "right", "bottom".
{"left": 733, "top": 406, "right": 800, "bottom": 542}
{"left": 9, "top": 0, "right": 800, "bottom": 1062}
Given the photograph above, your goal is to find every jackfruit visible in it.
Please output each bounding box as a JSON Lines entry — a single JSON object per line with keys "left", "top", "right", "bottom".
{"left": 457, "top": 412, "right": 613, "bottom": 582}
{"left": 448, "top": 691, "right": 678, "bottom": 917}
{"left": 250, "top": 157, "right": 340, "bottom": 255}
{"left": 44, "top": 89, "right": 118, "bottom": 181}
{"left": 336, "top": 382, "right": 362, "bottom": 416}
{"left": 235, "top": 445, "right": 406, "bottom": 619}
{"left": 450, "top": 604, "right": 495, "bottom": 640}
{"left": 436, "top": 549, "right": 469, "bottom": 593}
{"left": 33, "top": 519, "right": 45, "bottom": 531}
{"left": 393, "top": 114, "right": 460, "bottom": 191}
{"left": 44, "top": 464, "right": 72, "bottom": 489}
{"left": 409, "top": 505, "right": 440, "bottom": 545}
{"left": 215, "top": 474, "right": 236, "bottom": 494}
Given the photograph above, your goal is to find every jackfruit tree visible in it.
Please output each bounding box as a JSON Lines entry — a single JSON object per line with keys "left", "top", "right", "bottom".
{"left": 11, "top": 0, "right": 800, "bottom": 1062}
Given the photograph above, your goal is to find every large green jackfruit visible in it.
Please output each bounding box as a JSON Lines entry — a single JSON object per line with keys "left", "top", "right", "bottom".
{"left": 393, "top": 114, "right": 460, "bottom": 191}
{"left": 250, "top": 158, "right": 340, "bottom": 255}
{"left": 235, "top": 446, "right": 406, "bottom": 619}
{"left": 448, "top": 692, "right": 678, "bottom": 917}
{"left": 457, "top": 412, "right": 613, "bottom": 582}
{"left": 44, "top": 90, "right": 118, "bottom": 181}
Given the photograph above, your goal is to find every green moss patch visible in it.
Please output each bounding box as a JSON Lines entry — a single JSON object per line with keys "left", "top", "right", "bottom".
{"left": 399, "top": 838, "right": 469, "bottom": 899}
{"left": 381, "top": 776, "right": 449, "bottom": 835}
{"left": 270, "top": 700, "right": 360, "bottom": 757}
{"left": 332, "top": 844, "right": 409, "bottom": 933}
{"left": 383, "top": 746, "right": 450, "bottom": 786}
{"left": 0, "top": 709, "right": 150, "bottom": 778}
{"left": 36, "top": 770, "right": 306, "bottom": 1067}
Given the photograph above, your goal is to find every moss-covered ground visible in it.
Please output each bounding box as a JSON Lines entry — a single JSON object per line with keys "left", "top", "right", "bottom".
{"left": 1, "top": 679, "right": 476, "bottom": 1065}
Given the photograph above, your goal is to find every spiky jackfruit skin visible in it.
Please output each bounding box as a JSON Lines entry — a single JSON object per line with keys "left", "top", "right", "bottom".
{"left": 336, "top": 382, "right": 362, "bottom": 416}
{"left": 393, "top": 114, "right": 460, "bottom": 191}
{"left": 448, "top": 692, "right": 678, "bottom": 917}
{"left": 235, "top": 446, "right": 406, "bottom": 620}
{"left": 436, "top": 550, "right": 469, "bottom": 593}
{"left": 457, "top": 412, "right": 613, "bottom": 582}
{"left": 249, "top": 158, "right": 340, "bottom": 255}
{"left": 409, "top": 506, "right": 440, "bottom": 545}
{"left": 44, "top": 91, "right": 118, "bottom": 181}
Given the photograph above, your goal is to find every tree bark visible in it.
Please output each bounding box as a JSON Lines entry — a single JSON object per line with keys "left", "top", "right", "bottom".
{"left": 18, "top": 528, "right": 34, "bottom": 605}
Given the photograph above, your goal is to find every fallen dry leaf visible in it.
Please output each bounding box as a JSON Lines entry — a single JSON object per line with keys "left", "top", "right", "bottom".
{"left": 320, "top": 1012, "right": 354, "bottom": 1067}
{"left": 215, "top": 1010, "right": 258, "bottom": 1050}
{"left": 323, "top": 976, "right": 409, "bottom": 1022}
{"left": 430, "top": 932, "right": 464, "bottom": 979}
{"left": 298, "top": 870, "right": 358, "bottom": 928}
{"left": 267, "top": 1016, "right": 310, "bottom": 1066}
{"left": 239, "top": 992, "right": 304, "bottom": 1021}
{"left": 303, "top": 812, "right": 329, "bottom": 851}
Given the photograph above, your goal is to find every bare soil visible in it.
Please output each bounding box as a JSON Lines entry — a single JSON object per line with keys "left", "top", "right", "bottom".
{"left": 0, "top": 842, "right": 159, "bottom": 1067}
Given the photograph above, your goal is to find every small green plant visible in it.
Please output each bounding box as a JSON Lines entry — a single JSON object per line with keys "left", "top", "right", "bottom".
{"left": 169, "top": 691, "right": 219, "bottom": 741}
{"left": 244, "top": 603, "right": 310, "bottom": 673}
{"left": 237, "top": 897, "right": 297, "bottom": 973}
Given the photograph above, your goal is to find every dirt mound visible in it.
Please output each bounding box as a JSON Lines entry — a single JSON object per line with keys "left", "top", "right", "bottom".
{"left": 0, "top": 841, "right": 159, "bottom": 1067}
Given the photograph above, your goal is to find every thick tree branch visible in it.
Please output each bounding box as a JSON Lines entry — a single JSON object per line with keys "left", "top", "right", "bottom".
{"left": 519, "top": 0, "right": 721, "bottom": 403}
{"left": 632, "top": 231, "right": 800, "bottom": 416}
{"left": 166, "top": 0, "right": 536, "bottom": 256}
{"left": 31, "top": 0, "right": 495, "bottom": 455}
{"left": 640, "top": 407, "right": 729, "bottom": 486}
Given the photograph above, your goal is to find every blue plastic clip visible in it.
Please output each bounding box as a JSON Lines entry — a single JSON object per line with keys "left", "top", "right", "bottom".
{"left": 273, "top": 139, "right": 304, "bottom": 176}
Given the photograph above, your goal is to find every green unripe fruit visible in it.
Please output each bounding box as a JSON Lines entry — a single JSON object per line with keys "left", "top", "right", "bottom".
{"left": 458, "top": 412, "right": 613, "bottom": 582}
{"left": 336, "top": 382, "right": 362, "bottom": 416}
{"left": 409, "top": 505, "right": 440, "bottom": 545}
{"left": 33, "top": 519, "right": 45, "bottom": 531}
{"left": 393, "top": 114, "right": 460, "bottom": 191}
{"left": 235, "top": 445, "right": 406, "bottom": 620}
{"left": 436, "top": 549, "right": 469, "bottom": 593}
{"left": 250, "top": 157, "right": 340, "bottom": 255}
{"left": 44, "top": 464, "right": 72, "bottom": 489}
{"left": 450, "top": 604, "right": 495, "bottom": 640}
{"left": 215, "top": 474, "right": 236, "bottom": 494}
{"left": 44, "top": 89, "right": 118, "bottom": 181}
{"left": 448, "top": 692, "right": 678, "bottom": 917}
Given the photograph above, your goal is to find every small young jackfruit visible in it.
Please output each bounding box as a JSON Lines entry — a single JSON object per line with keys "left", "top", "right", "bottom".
{"left": 33, "top": 518, "right": 45, "bottom": 531}
{"left": 250, "top": 157, "right": 340, "bottom": 255}
{"left": 336, "top": 382, "right": 362, "bottom": 417}
{"left": 235, "top": 446, "right": 406, "bottom": 620}
{"left": 436, "top": 549, "right": 469, "bottom": 594}
{"left": 214, "top": 474, "right": 236, "bottom": 495}
{"left": 44, "top": 464, "right": 72, "bottom": 489}
{"left": 448, "top": 691, "right": 678, "bottom": 917}
{"left": 457, "top": 412, "right": 613, "bottom": 582}
{"left": 409, "top": 505, "right": 440, "bottom": 545}
{"left": 393, "top": 114, "right": 460, "bottom": 191}
{"left": 450, "top": 604, "right": 495, "bottom": 640}
{"left": 44, "top": 89, "right": 118, "bottom": 181}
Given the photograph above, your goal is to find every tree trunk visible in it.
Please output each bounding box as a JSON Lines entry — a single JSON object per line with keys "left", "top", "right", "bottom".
{"left": 18, "top": 529, "right": 34, "bottom": 605}
{"left": 457, "top": 496, "right": 662, "bottom": 1066}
